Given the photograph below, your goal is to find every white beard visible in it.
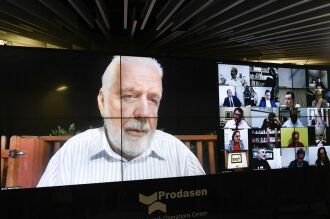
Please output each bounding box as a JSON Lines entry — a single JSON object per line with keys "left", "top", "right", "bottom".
{"left": 104, "top": 117, "right": 155, "bottom": 159}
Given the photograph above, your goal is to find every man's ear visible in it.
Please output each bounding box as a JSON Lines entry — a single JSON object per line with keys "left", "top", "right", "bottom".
{"left": 97, "top": 90, "right": 105, "bottom": 117}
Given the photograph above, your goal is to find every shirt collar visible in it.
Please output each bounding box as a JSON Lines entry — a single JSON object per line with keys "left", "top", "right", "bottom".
{"left": 89, "top": 127, "right": 165, "bottom": 162}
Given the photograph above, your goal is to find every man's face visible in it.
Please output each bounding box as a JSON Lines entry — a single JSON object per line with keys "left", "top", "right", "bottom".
{"left": 320, "top": 149, "right": 326, "bottom": 160}
{"left": 265, "top": 92, "right": 271, "bottom": 100}
{"left": 285, "top": 94, "right": 294, "bottom": 107}
{"left": 120, "top": 62, "right": 162, "bottom": 131}
{"left": 227, "top": 90, "right": 232, "bottom": 97}
{"left": 234, "top": 110, "right": 242, "bottom": 123}
{"left": 293, "top": 133, "right": 299, "bottom": 144}
{"left": 231, "top": 69, "right": 237, "bottom": 79}
{"left": 258, "top": 149, "right": 266, "bottom": 160}
{"left": 297, "top": 153, "right": 304, "bottom": 164}
{"left": 100, "top": 61, "right": 162, "bottom": 159}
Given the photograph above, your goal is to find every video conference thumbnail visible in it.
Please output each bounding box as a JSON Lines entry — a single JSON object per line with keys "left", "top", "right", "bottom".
{"left": 218, "top": 62, "right": 330, "bottom": 172}
{"left": 251, "top": 148, "right": 281, "bottom": 170}
{"left": 218, "top": 65, "right": 329, "bottom": 90}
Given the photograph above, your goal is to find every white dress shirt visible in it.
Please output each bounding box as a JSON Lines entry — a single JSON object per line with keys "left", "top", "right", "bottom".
{"left": 228, "top": 97, "right": 232, "bottom": 107}
{"left": 226, "top": 78, "right": 243, "bottom": 86}
{"left": 224, "top": 119, "right": 251, "bottom": 129}
{"left": 281, "top": 119, "right": 304, "bottom": 128}
{"left": 37, "top": 127, "right": 205, "bottom": 187}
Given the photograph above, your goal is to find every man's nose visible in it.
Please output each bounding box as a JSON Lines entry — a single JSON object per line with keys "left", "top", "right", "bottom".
{"left": 133, "top": 97, "right": 149, "bottom": 118}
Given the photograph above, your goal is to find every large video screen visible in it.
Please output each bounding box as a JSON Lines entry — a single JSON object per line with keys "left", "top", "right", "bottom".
{"left": 218, "top": 62, "right": 330, "bottom": 172}
{"left": 1, "top": 47, "right": 330, "bottom": 190}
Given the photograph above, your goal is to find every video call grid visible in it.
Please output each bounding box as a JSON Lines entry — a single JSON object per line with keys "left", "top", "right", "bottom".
{"left": 218, "top": 63, "right": 330, "bottom": 171}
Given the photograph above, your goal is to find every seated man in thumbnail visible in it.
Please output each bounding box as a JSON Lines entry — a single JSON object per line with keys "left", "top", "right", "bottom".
{"left": 283, "top": 91, "right": 300, "bottom": 108}
{"left": 315, "top": 147, "right": 330, "bottom": 167}
{"left": 288, "top": 131, "right": 304, "bottom": 147}
{"left": 224, "top": 107, "right": 251, "bottom": 129}
{"left": 288, "top": 148, "right": 309, "bottom": 168}
{"left": 282, "top": 107, "right": 304, "bottom": 128}
{"left": 261, "top": 112, "right": 281, "bottom": 130}
{"left": 258, "top": 90, "right": 277, "bottom": 107}
{"left": 263, "top": 67, "right": 278, "bottom": 88}
{"left": 37, "top": 56, "right": 205, "bottom": 187}
{"left": 312, "top": 89, "right": 328, "bottom": 108}
{"left": 223, "top": 89, "right": 242, "bottom": 107}
{"left": 226, "top": 67, "right": 244, "bottom": 86}
{"left": 243, "top": 86, "right": 258, "bottom": 106}
{"left": 252, "top": 148, "right": 271, "bottom": 170}
{"left": 228, "top": 130, "right": 245, "bottom": 151}
{"left": 315, "top": 78, "right": 326, "bottom": 89}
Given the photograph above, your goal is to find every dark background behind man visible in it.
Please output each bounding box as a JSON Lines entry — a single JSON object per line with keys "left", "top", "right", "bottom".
{"left": 1, "top": 47, "right": 218, "bottom": 136}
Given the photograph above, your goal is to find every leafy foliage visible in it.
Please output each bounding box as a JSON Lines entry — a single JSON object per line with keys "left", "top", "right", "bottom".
{"left": 50, "top": 123, "right": 76, "bottom": 136}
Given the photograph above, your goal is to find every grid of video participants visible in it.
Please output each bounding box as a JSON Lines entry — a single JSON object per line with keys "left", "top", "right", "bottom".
{"left": 218, "top": 63, "right": 330, "bottom": 172}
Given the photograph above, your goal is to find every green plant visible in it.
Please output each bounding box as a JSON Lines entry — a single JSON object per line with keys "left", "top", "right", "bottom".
{"left": 50, "top": 123, "right": 76, "bottom": 136}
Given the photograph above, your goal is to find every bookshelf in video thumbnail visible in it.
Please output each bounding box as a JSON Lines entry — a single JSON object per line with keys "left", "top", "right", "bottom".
{"left": 218, "top": 62, "right": 330, "bottom": 172}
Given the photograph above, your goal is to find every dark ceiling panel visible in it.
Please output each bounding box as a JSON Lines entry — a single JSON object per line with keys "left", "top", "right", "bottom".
{"left": 155, "top": 0, "right": 185, "bottom": 30}
{"left": 68, "top": 0, "right": 95, "bottom": 28}
{"left": 95, "top": 0, "right": 110, "bottom": 29}
{"left": 0, "top": 0, "right": 329, "bottom": 65}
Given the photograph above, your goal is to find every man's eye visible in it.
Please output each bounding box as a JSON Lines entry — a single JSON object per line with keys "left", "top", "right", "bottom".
{"left": 123, "top": 94, "right": 134, "bottom": 100}
{"left": 150, "top": 98, "right": 160, "bottom": 105}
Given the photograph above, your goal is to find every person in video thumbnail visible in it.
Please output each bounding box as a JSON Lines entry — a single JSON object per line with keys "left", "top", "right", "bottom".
{"left": 315, "top": 78, "right": 326, "bottom": 89}
{"left": 261, "top": 112, "right": 281, "bottom": 130}
{"left": 289, "top": 148, "right": 309, "bottom": 168}
{"left": 228, "top": 130, "right": 245, "bottom": 151}
{"left": 252, "top": 148, "right": 271, "bottom": 170}
{"left": 37, "top": 56, "right": 205, "bottom": 187}
{"left": 226, "top": 67, "right": 244, "bottom": 86}
{"left": 223, "top": 89, "right": 242, "bottom": 107}
{"left": 224, "top": 107, "right": 251, "bottom": 129}
{"left": 312, "top": 89, "right": 328, "bottom": 108}
{"left": 243, "top": 86, "right": 258, "bottom": 106}
{"left": 282, "top": 107, "right": 304, "bottom": 128}
{"left": 259, "top": 90, "right": 277, "bottom": 107}
{"left": 263, "top": 67, "right": 278, "bottom": 88}
{"left": 284, "top": 91, "right": 300, "bottom": 108}
{"left": 288, "top": 131, "right": 304, "bottom": 147}
{"left": 311, "top": 109, "right": 326, "bottom": 133}
{"left": 315, "top": 147, "right": 330, "bottom": 167}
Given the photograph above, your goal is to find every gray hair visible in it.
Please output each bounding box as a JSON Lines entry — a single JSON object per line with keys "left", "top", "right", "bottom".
{"left": 100, "top": 56, "right": 163, "bottom": 95}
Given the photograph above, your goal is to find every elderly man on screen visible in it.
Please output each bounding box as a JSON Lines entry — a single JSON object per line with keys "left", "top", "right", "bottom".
{"left": 252, "top": 148, "right": 271, "bottom": 170}
{"left": 226, "top": 67, "right": 244, "bottom": 86}
{"left": 37, "top": 56, "right": 205, "bottom": 187}
{"left": 312, "top": 89, "right": 328, "bottom": 108}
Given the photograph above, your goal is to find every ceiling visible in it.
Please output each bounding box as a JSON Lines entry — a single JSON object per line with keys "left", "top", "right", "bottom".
{"left": 1, "top": 0, "right": 330, "bottom": 65}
